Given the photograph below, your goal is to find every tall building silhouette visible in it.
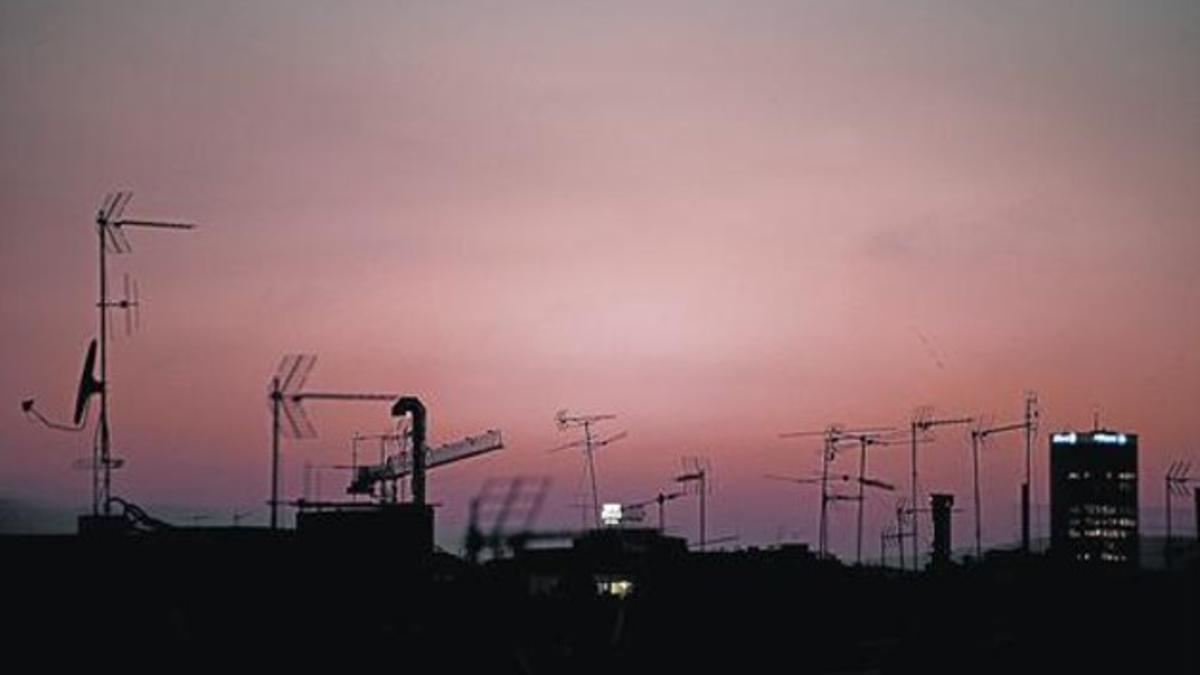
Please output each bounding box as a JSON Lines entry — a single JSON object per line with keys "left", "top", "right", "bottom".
{"left": 1049, "top": 430, "right": 1138, "bottom": 565}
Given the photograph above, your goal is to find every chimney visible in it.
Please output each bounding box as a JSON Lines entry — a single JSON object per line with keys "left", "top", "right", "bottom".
{"left": 930, "top": 493, "right": 954, "bottom": 568}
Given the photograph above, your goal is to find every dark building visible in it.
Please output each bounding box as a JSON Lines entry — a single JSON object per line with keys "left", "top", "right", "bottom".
{"left": 1049, "top": 429, "right": 1138, "bottom": 565}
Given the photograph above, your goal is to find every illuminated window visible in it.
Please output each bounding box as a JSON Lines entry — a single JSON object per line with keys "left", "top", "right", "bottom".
{"left": 595, "top": 576, "right": 635, "bottom": 598}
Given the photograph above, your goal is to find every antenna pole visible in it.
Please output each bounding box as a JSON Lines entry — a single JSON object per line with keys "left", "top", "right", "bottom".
{"left": 910, "top": 422, "right": 917, "bottom": 569}
{"left": 657, "top": 493, "right": 665, "bottom": 532}
{"left": 856, "top": 437, "right": 867, "bottom": 565}
{"left": 972, "top": 431, "right": 982, "bottom": 558}
{"left": 270, "top": 376, "right": 281, "bottom": 530}
{"left": 1022, "top": 394, "right": 1036, "bottom": 553}
{"left": 910, "top": 413, "right": 974, "bottom": 568}
{"left": 584, "top": 420, "right": 599, "bottom": 529}
{"left": 820, "top": 434, "right": 831, "bottom": 557}
{"left": 1165, "top": 473, "right": 1172, "bottom": 570}
{"left": 97, "top": 218, "right": 111, "bottom": 516}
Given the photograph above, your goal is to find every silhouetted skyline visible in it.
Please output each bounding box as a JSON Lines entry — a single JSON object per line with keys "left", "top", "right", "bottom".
{"left": 2, "top": 1, "right": 1199, "bottom": 556}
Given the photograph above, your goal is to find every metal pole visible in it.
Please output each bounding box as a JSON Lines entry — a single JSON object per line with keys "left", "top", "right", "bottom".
{"left": 700, "top": 470, "right": 707, "bottom": 551}
{"left": 584, "top": 421, "right": 599, "bottom": 529}
{"left": 856, "top": 438, "right": 867, "bottom": 564}
{"left": 972, "top": 432, "right": 982, "bottom": 558}
{"left": 98, "top": 223, "right": 110, "bottom": 516}
{"left": 1194, "top": 487, "right": 1199, "bottom": 544}
{"left": 911, "top": 422, "right": 919, "bottom": 569}
{"left": 1165, "top": 476, "right": 1172, "bottom": 571}
{"left": 897, "top": 503, "right": 906, "bottom": 570}
{"left": 658, "top": 493, "right": 665, "bottom": 532}
{"left": 820, "top": 436, "right": 831, "bottom": 556}
{"left": 1022, "top": 396, "right": 1033, "bottom": 553}
{"left": 270, "top": 377, "right": 280, "bottom": 530}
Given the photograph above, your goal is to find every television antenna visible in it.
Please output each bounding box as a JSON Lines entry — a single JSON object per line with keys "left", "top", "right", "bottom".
{"left": 267, "top": 353, "right": 398, "bottom": 529}
{"left": 836, "top": 429, "right": 907, "bottom": 564}
{"left": 908, "top": 408, "right": 973, "bottom": 568}
{"left": 629, "top": 490, "right": 686, "bottom": 532}
{"left": 765, "top": 469, "right": 895, "bottom": 559}
{"left": 547, "top": 410, "right": 627, "bottom": 529}
{"left": 20, "top": 191, "right": 194, "bottom": 515}
{"left": 676, "top": 456, "right": 712, "bottom": 550}
{"left": 1165, "top": 460, "right": 1195, "bottom": 570}
{"left": 779, "top": 425, "right": 892, "bottom": 558}
{"left": 970, "top": 406, "right": 1036, "bottom": 558}
{"left": 465, "top": 477, "right": 557, "bottom": 563}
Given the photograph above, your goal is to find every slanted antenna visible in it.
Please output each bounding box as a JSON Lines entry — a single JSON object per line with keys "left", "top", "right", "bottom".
{"left": 547, "top": 409, "right": 626, "bottom": 529}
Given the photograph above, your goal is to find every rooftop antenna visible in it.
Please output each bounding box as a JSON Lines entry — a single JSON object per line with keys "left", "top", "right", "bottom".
{"left": 548, "top": 410, "right": 626, "bottom": 529}
{"left": 110, "top": 273, "right": 140, "bottom": 340}
{"left": 676, "top": 456, "right": 711, "bottom": 550}
{"left": 837, "top": 429, "right": 907, "bottom": 564}
{"left": 909, "top": 408, "right": 973, "bottom": 569}
{"left": 1021, "top": 392, "right": 1040, "bottom": 553}
{"left": 94, "top": 192, "right": 193, "bottom": 516}
{"left": 1165, "top": 460, "right": 1194, "bottom": 570}
{"left": 893, "top": 498, "right": 911, "bottom": 569}
{"left": 267, "top": 354, "right": 398, "bottom": 529}
{"left": 465, "top": 477, "right": 557, "bottom": 563}
{"left": 21, "top": 192, "right": 194, "bottom": 516}
{"left": 780, "top": 425, "right": 892, "bottom": 558}
{"left": 765, "top": 469, "right": 895, "bottom": 559}
{"left": 970, "top": 396, "right": 1037, "bottom": 558}
{"left": 629, "top": 490, "right": 686, "bottom": 533}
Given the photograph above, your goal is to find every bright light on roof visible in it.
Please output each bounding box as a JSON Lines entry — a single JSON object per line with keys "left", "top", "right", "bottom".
{"left": 1092, "top": 433, "right": 1127, "bottom": 445}
{"left": 1052, "top": 432, "right": 1077, "bottom": 445}
{"left": 601, "top": 503, "right": 622, "bottom": 526}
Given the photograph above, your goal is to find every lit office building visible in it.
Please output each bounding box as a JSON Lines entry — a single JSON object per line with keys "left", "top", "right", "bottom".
{"left": 1049, "top": 430, "right": 1138, "bottom": 565}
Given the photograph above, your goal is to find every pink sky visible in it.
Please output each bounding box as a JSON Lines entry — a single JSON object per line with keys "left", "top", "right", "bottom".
{"left": 2, "top": 1, "right": 1199, "bottom": 555}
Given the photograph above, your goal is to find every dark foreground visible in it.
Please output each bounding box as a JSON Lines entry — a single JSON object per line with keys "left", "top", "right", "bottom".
{"left": 3, "top": 526, "right": 1196, "bottom": 673}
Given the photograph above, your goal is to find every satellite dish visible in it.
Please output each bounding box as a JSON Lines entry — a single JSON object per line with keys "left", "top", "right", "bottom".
{"left": 73, "top": 339, "right": 103, "bottom": 426}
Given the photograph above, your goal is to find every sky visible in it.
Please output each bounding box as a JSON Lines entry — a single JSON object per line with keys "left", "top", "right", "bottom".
{"left": 2, "top": 0, "right": 1199, "bottom": 557}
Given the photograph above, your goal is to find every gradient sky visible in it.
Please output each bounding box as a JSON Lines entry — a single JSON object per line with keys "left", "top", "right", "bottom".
{"left": 2, "top": 0, "right": 1198, "bottom": 555}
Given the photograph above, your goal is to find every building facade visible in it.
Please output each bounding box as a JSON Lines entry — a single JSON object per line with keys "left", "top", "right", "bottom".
{"left": 1049, "top": 430, "right": 1138, "bottom": 565}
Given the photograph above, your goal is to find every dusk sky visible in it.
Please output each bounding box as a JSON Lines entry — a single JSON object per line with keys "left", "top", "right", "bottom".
{"left": 2, "top": 1, "right": 1198, "bottom": 555}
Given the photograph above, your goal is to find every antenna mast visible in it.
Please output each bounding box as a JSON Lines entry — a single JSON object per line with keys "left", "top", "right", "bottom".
{"left": 268, "top": 354, "right": 398, "bottom": 529}
{"left": 549, "top": 410, "right": 625, "bottom": 529}
{"left": 909, "top": 409, "right": 973, "bottom": 569}
{"left": 1021, "top": 392, "right": 1039, "bottom": 553}
{"left": 970, "top": 396, "right": 1037, "bottom": 558}
{"left": 94, "top": 192, "right": 194, "bottom": 515}
{"left": 676, "top": 457, "right": 710, "bottom": 551}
